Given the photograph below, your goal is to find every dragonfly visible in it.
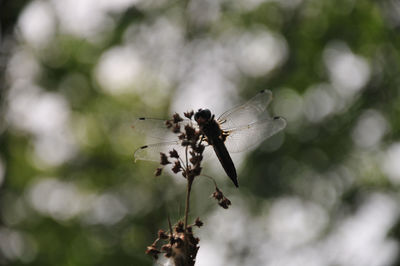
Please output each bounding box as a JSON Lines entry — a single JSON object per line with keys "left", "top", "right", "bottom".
{"left": 132, "top": 89, "right": 287, "bottom": 187}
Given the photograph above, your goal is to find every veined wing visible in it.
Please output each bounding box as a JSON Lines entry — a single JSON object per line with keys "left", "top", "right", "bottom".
{"left": 218, "top": 89, "right": 273, "bottom": 130}
{"left": 132, "top": 117, "right": 194, "bottom": 141}
{"left": 224, "top": 116, "right": 286, "bottom": 153}
{"left": 134, "top": 140, "right": 184, "bottom": 162}
{"left": 134, "top": 140, "right": 214, "bottom": 163}
{"left": 133, "top": 117, "right": 210, "bottom": 162}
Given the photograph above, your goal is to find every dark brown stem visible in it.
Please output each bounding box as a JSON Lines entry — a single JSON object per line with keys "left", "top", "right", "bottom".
{"left": 183, "top": 170, "right": 193, "bottom": 266}
{"left": 184, "top": 177, "right": 193, "bottom": 230}
{"left": 184, "top": 145, "right": 190, "bottom": 230}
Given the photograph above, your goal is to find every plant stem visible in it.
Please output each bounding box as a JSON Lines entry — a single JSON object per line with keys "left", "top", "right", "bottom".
{"left": 184, "top": 176, "right": 192, "bottom": 230}
{"left": 184, "top": 145, "right": 190, "bottom": 230}
{"left": 183, "top": 173, "right": 193, "bottom": 266}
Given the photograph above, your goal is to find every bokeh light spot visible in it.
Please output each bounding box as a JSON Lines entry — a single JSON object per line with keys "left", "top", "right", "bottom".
{"left": 382, "top": 142, "right": 400, "bottom": 184}
{"left": 324, "top": 41, "right": 371, "bottom": 97}
{"left": 303, "top": 83, "right": 337, "bottom": 123}
{"left": 351, "top": 109, "right": 388, "bottom": 149}
{"left": 18, "top": 0, "right": 55, "bottom": 47}
{"left": 95, "top": 46, "right": 143, "bottom": 95}
{"left": 235, "top": 29, "right": 288, "bottom": 77}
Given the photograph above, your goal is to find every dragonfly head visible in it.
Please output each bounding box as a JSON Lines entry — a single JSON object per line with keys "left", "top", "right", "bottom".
{"left": 194, "top": 109, "right": 212, "bottom": 124}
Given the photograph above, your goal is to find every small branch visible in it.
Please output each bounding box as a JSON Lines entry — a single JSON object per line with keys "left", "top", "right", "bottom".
{"left": 200, "top": 174, "right": 218, "bottom": 187}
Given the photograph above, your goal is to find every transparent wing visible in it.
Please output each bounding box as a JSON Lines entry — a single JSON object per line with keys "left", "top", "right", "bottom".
{"left": 224, "top": 116, "right": 287, "bottom": 153}
{"left": 134, "top": 140, "right": 214, "bottom": 162}
{"left": 134, "top": 141, "right": 185, "bottom": 162}
{"left": 132, "top": 117, "right": 211, "bottom": 162}
{"left": 218, "top": 89, "right": 273, "bottom": 130}
{"left": 131, "top": 117, "right": 194, "bottom": 141}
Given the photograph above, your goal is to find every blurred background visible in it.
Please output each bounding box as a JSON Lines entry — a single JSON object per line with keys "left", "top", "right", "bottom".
{"left": 1, "top": 0, "right": 400, "bottom": 265}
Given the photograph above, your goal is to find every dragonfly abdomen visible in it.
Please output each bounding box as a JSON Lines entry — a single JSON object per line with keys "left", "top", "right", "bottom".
{"left": 210, "top": 135, "right": 238, "bottom": 187}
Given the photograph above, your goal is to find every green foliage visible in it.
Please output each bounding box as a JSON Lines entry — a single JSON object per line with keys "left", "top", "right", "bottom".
{"left": 1, "top": 0, "right": 400, "bottom": 265}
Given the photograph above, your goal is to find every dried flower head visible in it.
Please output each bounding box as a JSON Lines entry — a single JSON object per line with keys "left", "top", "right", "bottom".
{"left": 165, "top": 120, "right": 173, "bottom": 128}
{"left": 184, "top": 110, "right": 194, "bottom": 119}
{"left": 172, "top": 113, "right": 183, "bottom": 123}
{"left": 218, "top": 197, "right": 232, "bottom": 209}
{"left": 172, "top": 123, "right": 181, "bottom": 133}
{"left": 169, "top": 149, "right": 179, "bottom": 159}
{"left": 175, "top": 221, "right": 184, "bottom": 233}
{"left": 223, "top": 198, "right": 231, "bottom": 206}
{"left": 190, "top": 154, "right": 203, "bottom": 165}
{"left": 161, "top": 244, "right": 172, "bottom": 257}
{"left": 158, "top": 229, "right": 169, "bottom": 240}
{"left": 192, "top": 165, "right": 202, "bottom": 176}
{"left": 212, "top": 187, "right": 224, "bottom": 201}
{"left": 154, "top": 167, "right": 163, "bottom": 176}
{"left": 192, "top": 237, "right": 200, "bottom": 245}
{"left": 194, "top": 217, "right": 203, "bottom": 228}
{"left": 172, "top": 161, "right": 182, "bottom": 173}
{"left": 211, "top": 187, "right": 232, "bottom": 209}
{"left": 145, "top": 245, "right": 160, "bottom": 259}
{"left": 193, "top": 143, "right": 205, "bottom": 154}
{"left": 160, "top": 153, "right": 170, "bottom": 165}
{"left": 185, "top": 125, "right": 196, "bottom": 141}
{"left": 174, "top": 236, "right": 184, "bottom": 248}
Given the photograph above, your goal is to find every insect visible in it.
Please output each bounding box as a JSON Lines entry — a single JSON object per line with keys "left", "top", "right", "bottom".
{"left": 132, "top": 89, "right": 286, "bottom": 187}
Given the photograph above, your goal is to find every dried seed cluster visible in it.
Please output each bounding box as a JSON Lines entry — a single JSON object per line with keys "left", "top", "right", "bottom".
{"left": 211, "top": 187, "right": 232, "bottom": 209}
{"left": 157, "top": 113, "right": 205, "bottom": 184}
{"left": 146, "top": 111, "right": 233, "bottom": 265}
{"left": 145, "top": 217, "right": 203, "bottom": 265}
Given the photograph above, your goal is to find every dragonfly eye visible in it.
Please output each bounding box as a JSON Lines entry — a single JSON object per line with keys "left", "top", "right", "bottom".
{"left": 194, "top": 109, "right": 212, "bottom": 122}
